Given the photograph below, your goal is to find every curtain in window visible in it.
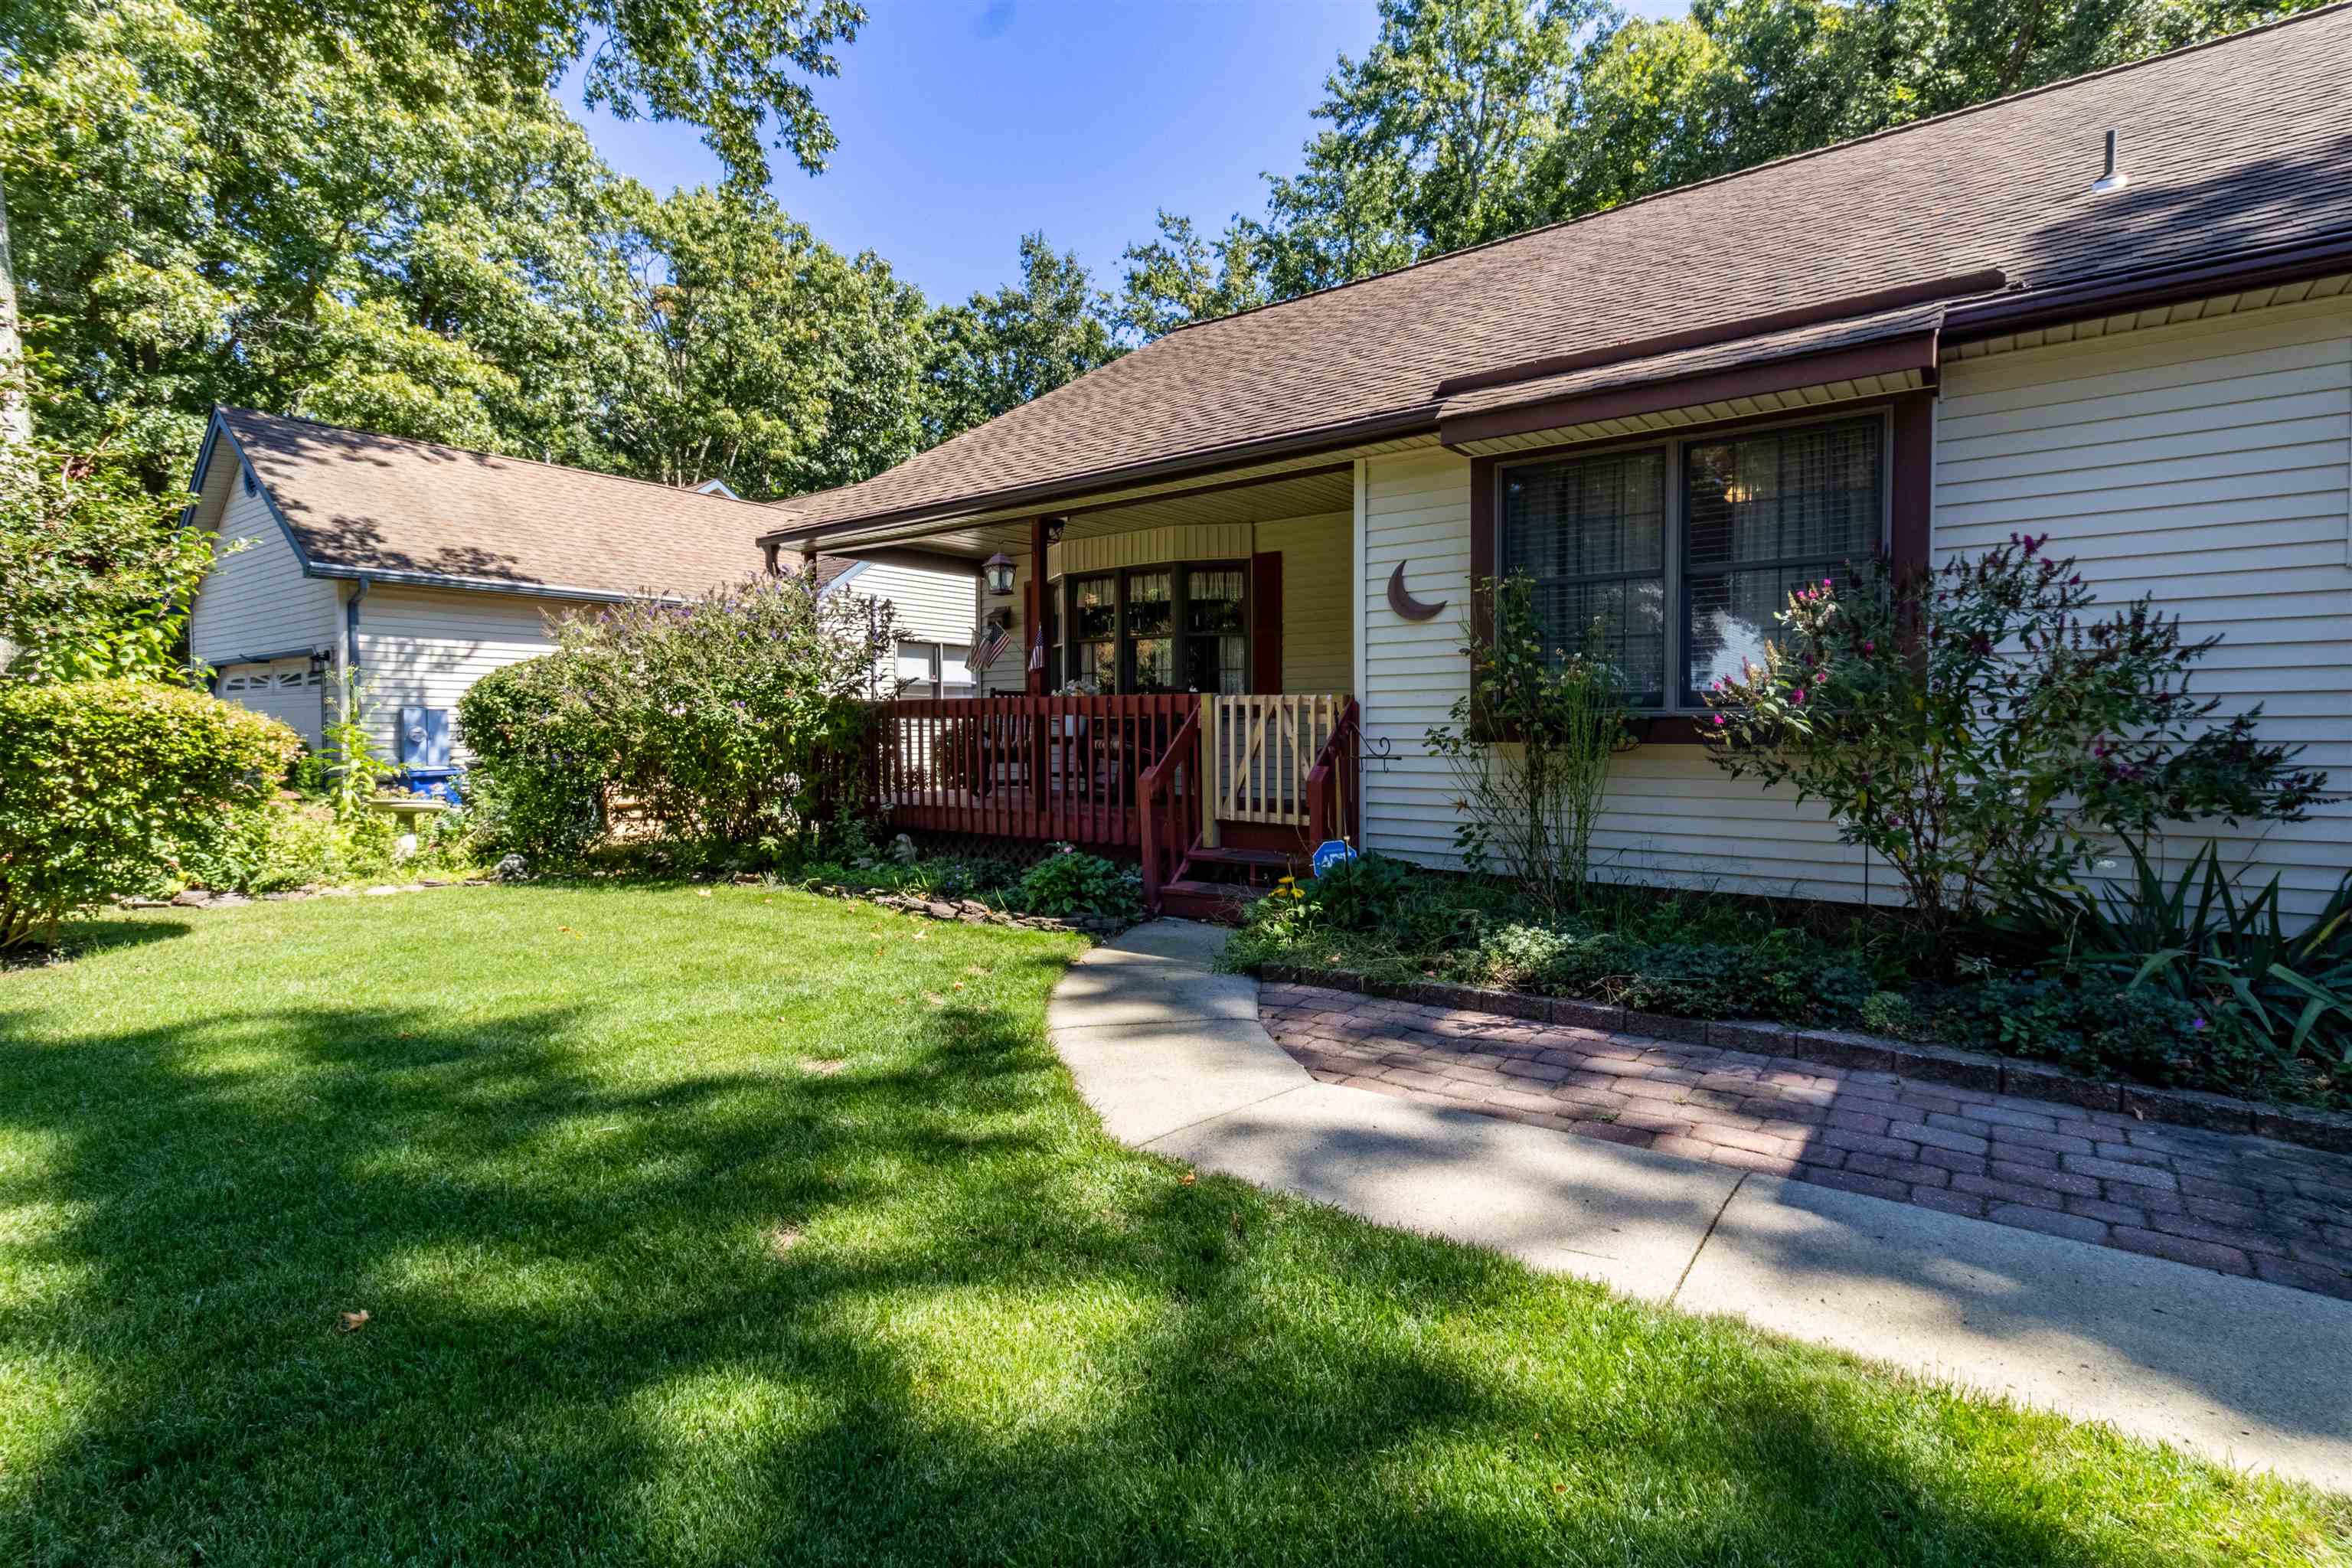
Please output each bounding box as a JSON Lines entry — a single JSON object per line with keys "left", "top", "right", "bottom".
{"left": 1184, "top": 567, "right": 1246, "bottom": 694}
{"left": 1683, "top": 416, "right": 1882, "bottom": 700}
{"left": 1501, "top": 447, "right": 1667, "bottom": 704}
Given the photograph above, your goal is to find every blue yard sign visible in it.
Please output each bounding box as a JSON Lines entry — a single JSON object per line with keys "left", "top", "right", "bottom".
{"left": 1309, "top": 839, "right": 1357, "bottom": 877}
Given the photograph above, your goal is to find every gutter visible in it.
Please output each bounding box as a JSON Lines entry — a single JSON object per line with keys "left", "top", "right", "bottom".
{"left": 1944, "top": 230, "right": 2352, "bottom": 341}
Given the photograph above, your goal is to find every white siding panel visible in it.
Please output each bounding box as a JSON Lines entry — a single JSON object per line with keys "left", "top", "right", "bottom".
{"left": 353, "top": 588, "right": 587, "bottom": 760}
{"left": 1936, "top": 296, "right": 2352, "bottom": 920}
{"left": 190, "top": 483, "right": 340, "bottom": 669}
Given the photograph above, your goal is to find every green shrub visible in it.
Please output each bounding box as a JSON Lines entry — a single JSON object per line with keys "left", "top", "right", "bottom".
{"left": 0, "top": 679, "right": 299, "bottom": 946}
{"left": 1293, "top": 851, "right": 1419, "bottom": 933}
{"left": 178, "top": 798, "right": 410, "bottom": 893}
{"left": 457, "top": 655, "right": 609, "bottom": 860}
{"left": 1015, "top": 845, "right": 1142, "bottom": 920}
{"left": 2000, "top": 841, "right": 2350, "bottom": 1096}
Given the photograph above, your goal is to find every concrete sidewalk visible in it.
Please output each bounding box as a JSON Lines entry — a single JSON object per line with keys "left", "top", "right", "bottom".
{"left": 1050, "top": 919, "right": 2352, "bottom": 1492}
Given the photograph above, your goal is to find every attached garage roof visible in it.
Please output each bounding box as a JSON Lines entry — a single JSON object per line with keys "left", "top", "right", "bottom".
{"left": 767, "top": 4, "right": 2352, "bottom": 541}
{"left": 208, "top": 407, "right": 773, "bottom": 599}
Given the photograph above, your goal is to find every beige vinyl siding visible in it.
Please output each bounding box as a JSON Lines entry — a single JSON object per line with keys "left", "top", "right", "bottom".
{"left": 974, "top": 550, "right": 1035, "bottom": 695}
{"left": 834, "top": 560, "right": 975, "bottom": 645}
{"left": 1255, "top": 511, "right": 1353, "bottom": 695}
{"left": 353, "top": 587, "right": 588, "bottom": 760}
{"left": 1357, "top": 452, "right": 1891, "bottom": 900}
{"left": 1936, "top": 294, "right": 2352, "bottom": 921}
{"left": 190, "top": 482, "right": 340, "bottom": 671}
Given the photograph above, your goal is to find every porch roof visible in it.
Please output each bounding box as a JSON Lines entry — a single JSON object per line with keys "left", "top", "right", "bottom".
{"left": 763, "top": 5, "right": 2352, "bottom": 552}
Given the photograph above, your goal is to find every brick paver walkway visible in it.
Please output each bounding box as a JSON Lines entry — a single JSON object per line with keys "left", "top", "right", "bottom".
{"left": 1259, "top": 982, "right": 2352, "bottom": 1302}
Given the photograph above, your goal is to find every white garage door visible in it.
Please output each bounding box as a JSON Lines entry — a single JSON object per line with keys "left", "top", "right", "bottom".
{"left": 217, "top": 656, "right": 325, "bottom": 744}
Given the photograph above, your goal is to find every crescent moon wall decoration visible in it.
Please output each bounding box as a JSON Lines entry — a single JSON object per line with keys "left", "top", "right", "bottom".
{"left": 1387, "top": 559, "right": 1448, "bottom": 622}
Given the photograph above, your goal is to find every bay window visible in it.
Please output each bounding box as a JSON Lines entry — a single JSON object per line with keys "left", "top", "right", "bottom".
{"left": 1054, "top": 563, "right": 1250, "bottom": 694}
{"left": 1494, "top": 411, "right": 1887, "bottom": 709}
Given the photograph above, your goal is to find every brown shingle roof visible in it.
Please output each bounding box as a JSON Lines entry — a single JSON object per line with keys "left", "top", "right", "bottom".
{"left": 216, "top": 408, "right": 772, "bottom": 598}
{"left": 770, "top": 5, "right": 2352, "bottom": 539}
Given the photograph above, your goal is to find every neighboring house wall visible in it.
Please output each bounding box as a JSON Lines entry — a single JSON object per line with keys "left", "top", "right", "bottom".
{"left": 1936, "top": 293, "right": 2352, "bottom": 922}
{"left": 190, "top": 477, "right": 341, "bottom": 743}
{"left": 352, "top": 586, "right": 588, "bottom": 762}
{"left": 1356, "top": 296, "right": 2352, "bottom": 914}
{"left": 831, "top": 558, "right": 978, "bottom": 696}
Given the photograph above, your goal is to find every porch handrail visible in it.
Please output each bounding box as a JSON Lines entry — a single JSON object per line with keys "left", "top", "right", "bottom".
{"left": 1137, "top": 707, "right": 1200, "bottom": 912}
{"left": 1304, "top": 698, "right": 1361, "bottom": 851}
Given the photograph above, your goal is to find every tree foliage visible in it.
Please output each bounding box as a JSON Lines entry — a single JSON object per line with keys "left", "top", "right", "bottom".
{"left": 603, "top": 186, "right": 933, "bottom": 496}
{"left": 0, "top": 441, "right": 214, "bottom": 682}
{"left": 923, "top": 233, "right": 1123, "bottom": 446}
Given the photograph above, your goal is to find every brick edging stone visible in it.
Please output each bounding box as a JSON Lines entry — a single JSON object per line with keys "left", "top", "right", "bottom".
{"left": 1255, "top": 963, "right": 2352, "bottom": 1156}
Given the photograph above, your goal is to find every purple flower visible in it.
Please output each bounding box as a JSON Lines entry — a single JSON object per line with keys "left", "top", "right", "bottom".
{"left": 1790, "top": 688, "right": 1807, "bottom": 704}
{"left": 2190, "top": 1017, "right": 2207, "bottom": 1032}
{"left": 1862, "top": 640, "right": 1876, "bottom": 655}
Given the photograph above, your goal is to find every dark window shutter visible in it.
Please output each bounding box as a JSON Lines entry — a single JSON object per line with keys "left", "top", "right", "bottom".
{"left": 1250, "top": 551, "right": 1282, "bottom": 694}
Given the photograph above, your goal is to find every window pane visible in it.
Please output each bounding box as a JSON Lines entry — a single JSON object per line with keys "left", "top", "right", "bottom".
{"left": 1683, "top": 416, "right": 1883, "bottom": 701}
{"left": 1500, "top": 447, "right": 1666, "bottom": 704}
{"left": 1185, "top": 568, "right": 1245, "bottom": 635}
{"left": 1686, "top": 417, "right": 1880, "bottom": 569}
{"left": 1125, "top": 570, "right": 1173, "bottom": 692}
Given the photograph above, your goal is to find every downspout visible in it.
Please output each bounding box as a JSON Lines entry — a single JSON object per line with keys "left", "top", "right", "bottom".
{"left": 344, "top": 576, "right": 370, "bottom": 718}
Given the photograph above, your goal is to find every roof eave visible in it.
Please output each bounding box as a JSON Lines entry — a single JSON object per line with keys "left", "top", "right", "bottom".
{"left": 758, "top": 404, "right": 1442, "bottom": 550}
{"left": 1943, "top": 229, "right": 2352, "bottom": 341}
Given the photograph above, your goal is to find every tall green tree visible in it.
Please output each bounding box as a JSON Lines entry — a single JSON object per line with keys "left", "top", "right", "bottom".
{"left": 923, "top": 233, "right": 1122, "bottom": 446}
{"left": 1114, "top": 211, "right": 1272, "bottom": 341}
{"left": 602, "top": 187, "right": 932, "bottom": 498}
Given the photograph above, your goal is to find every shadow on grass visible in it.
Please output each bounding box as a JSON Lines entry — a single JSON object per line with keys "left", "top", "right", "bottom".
{"left": 2, "top": 916, "right": 192, "bottom": 969}
{"left": 0, "top": 963, "right": 2305, "bottom": 1566}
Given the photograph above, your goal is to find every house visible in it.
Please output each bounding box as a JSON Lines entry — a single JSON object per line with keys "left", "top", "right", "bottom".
{"left": 762, "top": 8, "right": 2352, "bottom": 918}
{"left": 185, "top": 408, "right": 975, "bottom": 762}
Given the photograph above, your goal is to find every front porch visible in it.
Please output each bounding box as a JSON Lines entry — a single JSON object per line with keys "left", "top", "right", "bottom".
{"left": 872, "top": 691, "right": 1360, "bottom": 915}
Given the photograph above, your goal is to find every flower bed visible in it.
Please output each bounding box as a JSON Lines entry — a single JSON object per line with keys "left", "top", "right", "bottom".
{"left": 1222, "top": 854, "right": 2348, "bottom": 1122}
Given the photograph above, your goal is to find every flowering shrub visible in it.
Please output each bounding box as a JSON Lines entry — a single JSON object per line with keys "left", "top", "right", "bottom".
{"left": 1702, "top": 537, "right": 2329, "bottom": 942}
{"left": 0, "top": 680, "right": 299, "bottom": 946}
{"left": 460, "top": 574, "right": 896, "bottom": 858}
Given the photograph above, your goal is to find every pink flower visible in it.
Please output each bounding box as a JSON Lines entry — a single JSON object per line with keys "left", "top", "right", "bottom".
{"left": 1791, "top": 688, "right": 1807, "bottom": 704}
{"left": 1863, "top": 640, "right": 1875, "bottom": 655}
{"left": 1712, "top": 713, "right": 1726, "bottom": 726}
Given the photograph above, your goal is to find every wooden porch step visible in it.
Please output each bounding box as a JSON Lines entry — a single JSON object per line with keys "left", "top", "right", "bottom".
{"left": 1158, "top": 879, "right": 1255, "bottom": 923}
{"left": 1184, "top": 845, "right": 1301, "bottom": 871}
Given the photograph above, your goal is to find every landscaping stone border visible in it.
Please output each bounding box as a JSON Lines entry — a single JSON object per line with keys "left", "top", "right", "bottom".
{"left": 809, "top": 884, "right": 1133, "bottom": 939}
{"left": 1256, "top": 964, "right": 2352, "bottom": 1156}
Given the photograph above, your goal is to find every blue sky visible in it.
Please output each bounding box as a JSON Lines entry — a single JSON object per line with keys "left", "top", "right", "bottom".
{"left": 569, "top": 0, "right": 1681, "bottom": 308}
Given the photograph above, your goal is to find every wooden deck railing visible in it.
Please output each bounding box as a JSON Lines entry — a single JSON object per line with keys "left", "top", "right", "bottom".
{"left": 1137, "top": 707, "right": 1202, "bottom": 910}
{"left": 872, "top": 694, "right": 1194, "bottom": 848}
{"left": 1305, "top": 698, "right": 1361, "bottom": 851}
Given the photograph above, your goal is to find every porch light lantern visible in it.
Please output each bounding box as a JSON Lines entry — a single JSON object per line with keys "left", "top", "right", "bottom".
{"left": 982, "top": 551, "right": 1017, "bottom": 597}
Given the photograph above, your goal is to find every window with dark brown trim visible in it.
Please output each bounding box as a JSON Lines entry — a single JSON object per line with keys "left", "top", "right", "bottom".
{"left": 1491, "top": 410, "right": 1890, "bottom": 711}
{"left": 1055, "top": 562, "right": 1250, "bottom": 694}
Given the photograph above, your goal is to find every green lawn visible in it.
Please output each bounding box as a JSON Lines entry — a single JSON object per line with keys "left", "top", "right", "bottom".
{"left": 2, "top": 887, "right": 2344, "bottom": 1566}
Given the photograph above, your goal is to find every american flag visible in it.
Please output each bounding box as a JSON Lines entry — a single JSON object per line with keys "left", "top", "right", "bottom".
{"left": 972, "top": 616, "right": 1009, "bottom": 670}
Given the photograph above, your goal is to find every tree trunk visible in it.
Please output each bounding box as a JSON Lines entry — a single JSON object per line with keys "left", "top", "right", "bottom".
{"left": 0, "top": 172, "right": 29, "bottom": 446}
